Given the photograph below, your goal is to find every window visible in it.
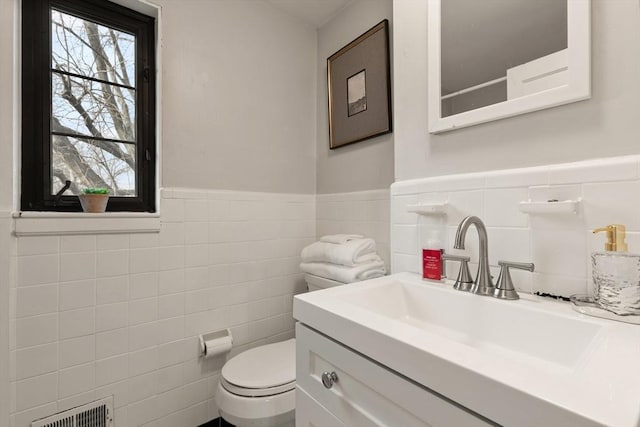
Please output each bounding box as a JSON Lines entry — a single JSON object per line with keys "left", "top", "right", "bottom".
{"left": 22, "top": 0, "right": 156, "bottom": 212}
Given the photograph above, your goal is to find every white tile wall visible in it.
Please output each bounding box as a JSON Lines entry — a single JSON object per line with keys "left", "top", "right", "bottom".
{"left": 316, "top": 189, "right": 391, "bottom": 270}
{"left": 390, "top": 155, "right": 640, "bottom": 298}
{"left": 8, "top": 189, "right": 315, "bottom": 427}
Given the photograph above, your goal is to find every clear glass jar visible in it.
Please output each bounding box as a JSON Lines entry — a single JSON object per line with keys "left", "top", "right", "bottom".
{"left": 592, "top": 251, "right": 640, "bottom": 316}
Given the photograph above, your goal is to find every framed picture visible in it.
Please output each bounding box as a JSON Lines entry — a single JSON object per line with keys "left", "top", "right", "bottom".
{"left": 327, "top": 20, "right": 392, "bottom": 149}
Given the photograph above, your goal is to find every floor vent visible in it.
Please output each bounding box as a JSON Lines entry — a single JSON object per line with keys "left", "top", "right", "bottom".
{"left": 31, "top": 396, "right": 113, "bottom": 427}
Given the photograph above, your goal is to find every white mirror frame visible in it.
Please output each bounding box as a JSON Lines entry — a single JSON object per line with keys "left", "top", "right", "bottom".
{"left": 428, "top": 0, "right": 591, "bottom": 134}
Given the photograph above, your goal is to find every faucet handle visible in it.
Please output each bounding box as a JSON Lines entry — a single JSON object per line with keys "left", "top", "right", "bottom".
{"left": 494, "top": 261, "right": 535, "bottom": 300}
{"left": 442, "top": 254, "right": 474, "bottom": 292}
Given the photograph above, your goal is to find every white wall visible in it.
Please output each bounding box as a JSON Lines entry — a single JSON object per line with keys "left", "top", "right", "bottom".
{"left": 0, "top": 0, "right": 15, "bottom": 213}
{"left": 0, "top": 216, "right": 10, "bottom": 427}
{"left": 157, "top": 0, "right": 317, "bottom": 194}
{"left": 0, "top": 0, "right": 15, "bottom": 425}
{"left": 390, "top": 155, "right": 640, "bottom": 299}
{"left": 316, "top": 0, "right": 394, "bottom": 194}
{"left": 9, "top": 189, "right": 313, "bottom": 427}
{"left": 0, "top": 1, "right": 318, "bottom": 426}
{"left": 316, "top": 189, "right": 390, "bottom": 269}
{"left": 393, "top": 0, "right": 640, "bottom": 182}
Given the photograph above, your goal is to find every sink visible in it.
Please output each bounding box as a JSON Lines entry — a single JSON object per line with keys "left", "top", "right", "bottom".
{"left": 339, "top": 277, "right": 601, "bottom": 368}
{"left": 294, "top": 272, "right": 640, "bottom": 427}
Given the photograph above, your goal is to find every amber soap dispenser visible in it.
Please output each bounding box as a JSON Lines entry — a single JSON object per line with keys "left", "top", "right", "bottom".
{"left": 592, "top": 224, "right": 640, "bottom": 316}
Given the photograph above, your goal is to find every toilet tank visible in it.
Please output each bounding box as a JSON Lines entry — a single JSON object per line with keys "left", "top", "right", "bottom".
{"left": 305, "top": 274, "right": 345, "bottom": 292}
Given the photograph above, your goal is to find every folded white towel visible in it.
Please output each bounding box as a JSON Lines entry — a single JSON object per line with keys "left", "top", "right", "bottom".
{"left": 319, "top": 234, "right": 364, "bottom": 244}
{"left": 301, "top": 238, "right": 378, "bottom": 267}
{"left": 300, "top": 258, "right": 386, "bottom": 283}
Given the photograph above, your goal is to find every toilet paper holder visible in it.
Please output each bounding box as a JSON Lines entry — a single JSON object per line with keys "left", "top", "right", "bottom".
{"left": 199, "top": 328, "right": 233, "bottom": 359}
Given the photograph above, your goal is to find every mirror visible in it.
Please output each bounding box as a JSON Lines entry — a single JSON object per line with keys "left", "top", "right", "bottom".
{"left": 428, "top": 0, "right": 590, "bottom": 133}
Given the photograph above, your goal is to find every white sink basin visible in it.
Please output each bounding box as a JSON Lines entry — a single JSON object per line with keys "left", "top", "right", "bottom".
{"left": 294, "top": 272, "right": 640, "bottom": 427}
{"left": 340, "top": 278, "right": 600, "bottom": 368}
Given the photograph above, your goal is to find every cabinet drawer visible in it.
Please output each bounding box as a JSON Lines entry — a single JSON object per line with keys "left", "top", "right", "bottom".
{"left": 296, "top": 323, "right": 493, "bottom": 427}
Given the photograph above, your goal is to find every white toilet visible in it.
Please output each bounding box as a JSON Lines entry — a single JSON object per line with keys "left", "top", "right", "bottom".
{"left": 215, "top": 274, "right": 345, "bottom": 427}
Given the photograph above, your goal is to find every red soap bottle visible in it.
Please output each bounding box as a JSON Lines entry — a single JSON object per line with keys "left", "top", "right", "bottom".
{"left": 422, "top": 237, "right": 443, "bottom": 281}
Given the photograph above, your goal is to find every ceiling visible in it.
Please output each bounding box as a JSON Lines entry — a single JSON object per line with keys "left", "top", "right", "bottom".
{"left": 265, "top": 0, "right": 352, "bottom": 28}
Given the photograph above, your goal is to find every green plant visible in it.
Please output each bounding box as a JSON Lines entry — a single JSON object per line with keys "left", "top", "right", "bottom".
{"left": 82, "top": 187, "right": 109, "bottom": 195}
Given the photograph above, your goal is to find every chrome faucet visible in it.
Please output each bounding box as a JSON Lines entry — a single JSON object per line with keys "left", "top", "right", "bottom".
{"left": 453, "top": 216, "right": 495, "bottom": 296}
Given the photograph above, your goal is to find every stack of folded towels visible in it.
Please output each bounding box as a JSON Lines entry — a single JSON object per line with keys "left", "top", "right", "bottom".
{"left": 300, "top": 234, "right": 386, "bottom": 283}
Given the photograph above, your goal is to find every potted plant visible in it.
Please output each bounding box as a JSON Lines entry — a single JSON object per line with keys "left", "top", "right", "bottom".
{"left": 78, "top": 188, "right": 110, "bottom": 213}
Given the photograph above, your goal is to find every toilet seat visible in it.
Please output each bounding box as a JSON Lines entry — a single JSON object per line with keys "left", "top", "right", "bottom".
{"left": 221, "top": 377, "right": 295, "bottom": 397}
{"left": 220, "top": 338, "right": 296, "bottom": 397}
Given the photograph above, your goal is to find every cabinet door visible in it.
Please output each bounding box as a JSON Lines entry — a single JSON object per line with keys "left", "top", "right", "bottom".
{"left": 296, "top": 323, "right": 493, "bottom": 427}
{"left": 297, "top": 387, "right": 346, "bottom": 427}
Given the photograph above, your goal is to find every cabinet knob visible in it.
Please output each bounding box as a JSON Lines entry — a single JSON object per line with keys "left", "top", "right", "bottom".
{"left": 321, "top": 371, "right": 338, "bottom": 389}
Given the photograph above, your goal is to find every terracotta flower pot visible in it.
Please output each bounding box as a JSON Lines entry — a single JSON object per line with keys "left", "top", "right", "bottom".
{"left": 78, "top": 193, "right": 109, "bottom": 213}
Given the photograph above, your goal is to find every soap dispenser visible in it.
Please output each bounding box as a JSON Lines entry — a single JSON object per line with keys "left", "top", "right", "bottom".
{"left": 418, "top": 215, "right": 446, "bottom": 281}
{"left": 592, "top": 224, "right": 640, "bottom": 316}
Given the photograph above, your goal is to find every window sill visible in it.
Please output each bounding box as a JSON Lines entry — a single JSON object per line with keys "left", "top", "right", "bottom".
{"left": 13, "top": 212, "right": 161, "bottom": 236}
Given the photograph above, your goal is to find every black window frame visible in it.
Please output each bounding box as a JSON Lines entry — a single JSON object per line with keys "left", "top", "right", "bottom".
{"left": 22, "top": 0, "right": 156, "bottom": 212}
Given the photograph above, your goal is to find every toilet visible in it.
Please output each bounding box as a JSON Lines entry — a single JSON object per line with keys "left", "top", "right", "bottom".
{"left": 215, "top": 274, "right": 345, "bottom": 427}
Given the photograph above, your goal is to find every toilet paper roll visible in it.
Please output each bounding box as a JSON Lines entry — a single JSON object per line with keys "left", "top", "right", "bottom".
{"left": 199, "top": 329, "right": 233, "bottom": 359}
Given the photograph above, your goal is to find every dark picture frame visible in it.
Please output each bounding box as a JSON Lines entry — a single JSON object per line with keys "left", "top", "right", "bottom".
{"left": 327, "top": 20, "right": 392, "bottom": 149}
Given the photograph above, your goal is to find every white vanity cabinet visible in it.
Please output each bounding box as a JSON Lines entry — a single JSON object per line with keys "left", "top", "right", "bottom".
{"left": 295, "top": 323, "right": 492, "bottom": 427}
{"left": 294, "top": 273, "right": 640, "bottom": 426}
{"left": 297, "top": 387, "right": 346, "bottom": 427}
